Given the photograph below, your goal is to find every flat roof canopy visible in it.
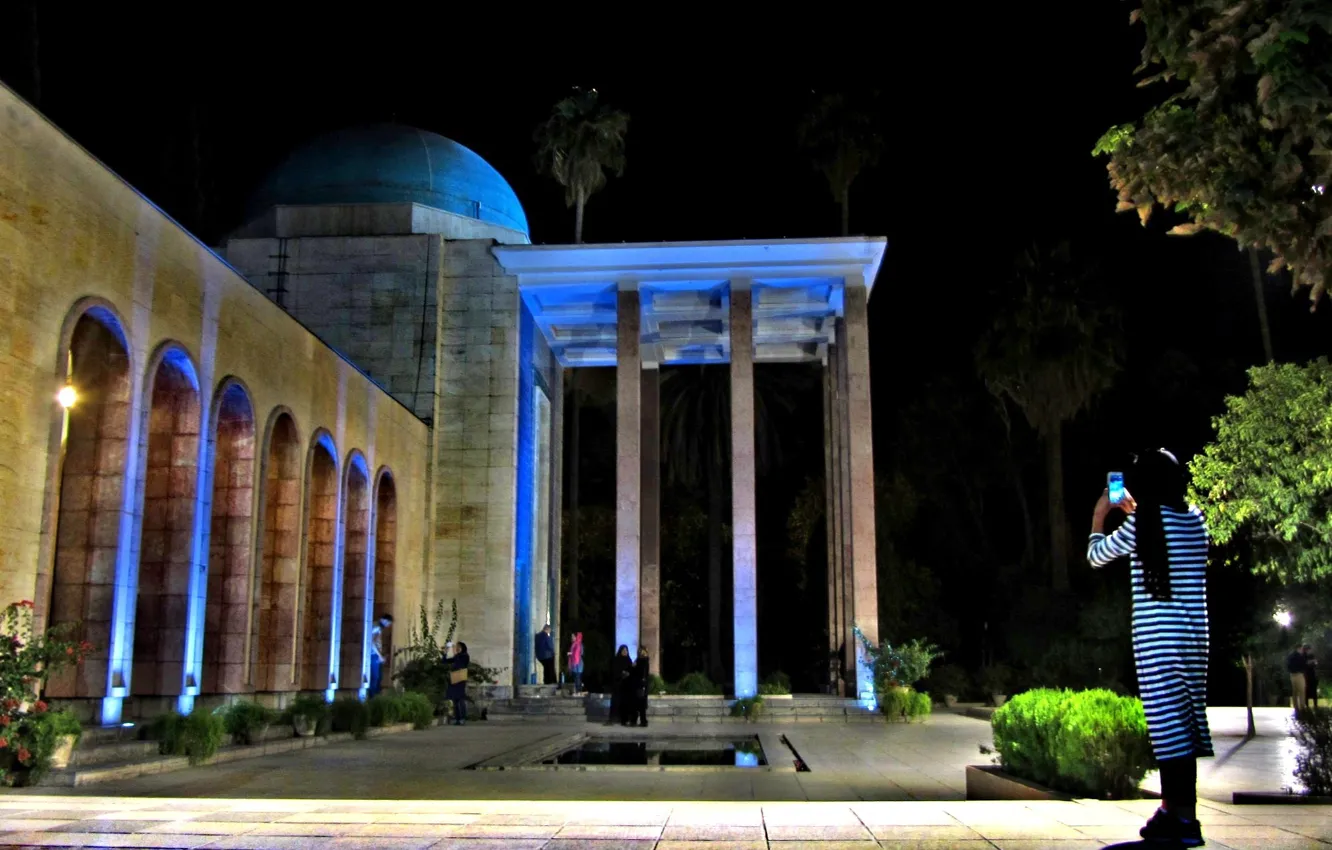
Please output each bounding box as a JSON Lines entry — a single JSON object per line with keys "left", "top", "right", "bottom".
{"left": 493, "top": 237, "right": 887, "bottom": 367}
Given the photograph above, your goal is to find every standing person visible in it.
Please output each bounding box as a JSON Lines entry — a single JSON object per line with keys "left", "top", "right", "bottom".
{"left": 609, "top": 645, "right": 631, "bottom": 725}
{"left": 567, "top": 632, "right": 584, "bottom": 695}
{"left": 1288, "top": 645, "right": 1309, "bottom": 712}
{"left": 1306, "top": 645, "right": 1320, "bottom": 711}
{"left": 368, "top": 614, "right": 392, "bottom": 698}
{"left": 536, "top": 624, "right": 556, "bottom": 685}
{"left": 630, "top": 649, "right": 651, "bottom": 727}
{"left": 1088, "top": 449, "right": 1213, "bottom": 848}
{"left": 448, "top": 641, "right": 470, "bottom": 726}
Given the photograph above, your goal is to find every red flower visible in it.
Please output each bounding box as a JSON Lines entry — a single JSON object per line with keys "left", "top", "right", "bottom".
{"left": 0, "top": 716, "right": 11, "bottom": 727}
{"left": 17, "top": 747, "right": 31, "bottom": 764}
{"left": 65, "top": 647, "right": 74, "bottom": 656}
{"left": 0, "top": 737, "right": 9, "bottom": 749}
{"left": 33, "top": 701, "right": 47, "bottom": 714}
{"left": 3, "top": 700, "right": 17, "bottom": 711}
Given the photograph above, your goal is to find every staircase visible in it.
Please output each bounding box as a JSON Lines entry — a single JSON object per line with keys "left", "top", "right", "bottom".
{"left": 486, "top": 694, "right": 884, "bottom": 723}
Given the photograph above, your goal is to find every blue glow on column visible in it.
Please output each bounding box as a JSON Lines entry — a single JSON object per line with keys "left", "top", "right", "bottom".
{"left": 855, "top": 637, "right": 877, "bottom": 711}
{"left": 181, "top": 381, "right": 213, "bottom": 716}
{"left": 735, "top": 750, "right": 759, "bottom": 767}
{"left": 513, "top": 302, "right": 537, "bottom": 688}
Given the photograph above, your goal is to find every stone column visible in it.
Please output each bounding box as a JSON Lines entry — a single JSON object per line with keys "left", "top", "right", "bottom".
{"left": 842, "top": 276, "right": 879, "bottom": 705}
{"left": 730, "top": 279, "right": 758, "bottom": 699}
{"left": 836, "top": 323, "right": 855, "bottom": 696}
{"left": 615, "top": 284, "right": 642, "bottom": 656}
{"left": 640, "top": 365, "right": 661, "bottom": 675}
{"left": 548, "top": 367, "right": 564, "bottom": 682}
{"left": 822, "top": 347, "right": 843, "bottom": 695}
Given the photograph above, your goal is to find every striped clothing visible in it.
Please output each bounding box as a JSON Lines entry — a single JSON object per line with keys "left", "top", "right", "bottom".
{"left": 1087, "top": 506, "right": 1214, "bottom": 762}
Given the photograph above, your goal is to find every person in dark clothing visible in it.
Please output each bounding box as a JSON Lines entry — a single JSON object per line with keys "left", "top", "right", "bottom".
{"left": 447, "top": 641, "right": 470, "bottom": 725}
{"left": 609, "top": 645, "right": 631, "bottom": 725}
{"left": 1289, "top": 646, "right": 1309, "bottom": 712}
{"left": 630, "top": 649, "right": 651, "bottom": 727}
{"left": 535, "top": 624, "right": 556, "bottom": 685}
{"left": 1305, "top": 645, "right": 1320, "bottom": 710}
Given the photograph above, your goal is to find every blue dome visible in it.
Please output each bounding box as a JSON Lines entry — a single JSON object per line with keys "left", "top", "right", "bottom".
{"left": 249, "top": 124, "right": 529, "bottom": 235}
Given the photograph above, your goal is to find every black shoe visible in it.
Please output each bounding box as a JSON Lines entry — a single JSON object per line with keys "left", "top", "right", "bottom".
{"left": 1139, "top": 808, "right": 1204, "bottom": 847}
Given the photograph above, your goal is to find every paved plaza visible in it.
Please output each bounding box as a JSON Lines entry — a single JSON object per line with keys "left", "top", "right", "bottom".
{"left": 0, "top": 708, "right": 1323, "bottom": 848}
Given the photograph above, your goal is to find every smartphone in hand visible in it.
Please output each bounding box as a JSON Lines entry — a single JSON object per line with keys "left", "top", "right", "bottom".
{"left": 1108, "top": 471, "right": 1125, "bottom": 504}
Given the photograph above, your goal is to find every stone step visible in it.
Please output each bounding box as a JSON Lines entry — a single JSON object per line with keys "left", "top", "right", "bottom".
{"left": 70, "top": 739, "right": 161, "bottom": 767}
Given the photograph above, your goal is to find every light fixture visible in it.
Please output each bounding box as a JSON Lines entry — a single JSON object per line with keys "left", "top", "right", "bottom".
{"left": 56, "top": 385, "right": 77, "bottom": 409}
{"left": 1275, "top": 608, "right": 1293, "bottom": 628}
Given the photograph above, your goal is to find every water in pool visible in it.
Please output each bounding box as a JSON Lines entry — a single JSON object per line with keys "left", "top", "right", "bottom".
{"left": 543, "top": 737, "right": 767, "bottom": 767}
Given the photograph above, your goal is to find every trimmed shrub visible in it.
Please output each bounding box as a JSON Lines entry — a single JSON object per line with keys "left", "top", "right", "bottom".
{"left": 398, "top": 691, "right": 435, "bottom": 730}
{"left": 991, "top": 688, "right": 1153, "bottom": 798}
{"left": 152, "top": 709, "right": 225, "bottom": 765}
{"left": 283, "top": 695, "right": 331, "bottom": 736}
{"left": 330, "top": 697, "right": 370, "bottom": 739}
{"left": 646, "top": 674, "right": 668, "bottom": 695}
{"left": 397, "top": 658, "right": 451, "bottom": 715}
{"left": 672, "top": 672, "right": 722, "bottom": 695}
{"left": 366, "top": 693, "right": 404, "bottom": 727}
{"left": 880, "top": 686, "right": 931, "bottom": 722}
{"left": 730, "top": 696, "right": 764, "bottom": 720}
{"left": 978, "top": 663, "right": 1014, "bottom": 696}
{"left": 759, "top": 671, "right": 792, "bottom": 695}
{"left": 222, "top": 701, "right": 274, "bottom": 745}
{"left": 1294, "top": 707, "right": 1332, "bottom": 796}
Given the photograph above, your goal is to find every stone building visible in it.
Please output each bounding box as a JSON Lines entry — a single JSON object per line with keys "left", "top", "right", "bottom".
{"left": 0, "top": 87, "right": 429, "bottom": 724}
{"left": 2, "top": 86, "right": 887, "bottom": 714}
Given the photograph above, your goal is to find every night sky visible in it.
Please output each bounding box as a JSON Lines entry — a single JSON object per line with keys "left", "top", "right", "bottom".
{"left": 5, "top": 5, "right": 1331, "bottom": 694}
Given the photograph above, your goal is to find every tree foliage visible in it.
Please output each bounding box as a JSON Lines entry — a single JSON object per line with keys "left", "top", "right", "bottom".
{"left": 533, "top": 88, "right": 629, "bottom": 243}
{"left": 797, "top": 90, "right": 885, "bottom": 235}
{"left": 1094, "top": 2, "right": 1332, "bottom": 302}
{"left": 1190, "top": 358, "right": 1332, "bottom": 582}
{"left": 975, "top": 243, "right": 1120, "bottom": 439}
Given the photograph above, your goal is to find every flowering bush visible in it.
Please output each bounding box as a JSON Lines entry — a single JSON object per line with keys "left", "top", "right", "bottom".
{"left": 0, "top": 600, "right": 92, "bottom": 785}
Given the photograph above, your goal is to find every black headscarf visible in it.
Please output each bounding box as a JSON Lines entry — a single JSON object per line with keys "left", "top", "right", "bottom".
{"left": 1129, "top": 448, "right": 1187, "bottom": 601}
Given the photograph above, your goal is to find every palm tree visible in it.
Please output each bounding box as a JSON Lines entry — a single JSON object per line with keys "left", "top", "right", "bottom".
{"left": 660, "top": 365, "right": 801, "bottom": 681}
{"left": 975, "top": 243, "right": 1120, "bottom": 592}
{"left": 533, "top": 88, "right": 629, "bottom": 244}
{"left": 797, "top": 91, "right": 884, "bottom": 236}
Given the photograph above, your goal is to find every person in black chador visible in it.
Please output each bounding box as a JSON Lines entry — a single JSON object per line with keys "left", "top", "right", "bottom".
{"left": 629, "top": 649, "right": 651, "bottom": 728}
{"left": 609, "top": 645, "right": 631, "bottom": 725}
{"left": 447, "top": 641, "right": 470, "bottom": 726}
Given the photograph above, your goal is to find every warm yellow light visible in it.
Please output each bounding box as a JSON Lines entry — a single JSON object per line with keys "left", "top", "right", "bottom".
{"left": 57, "top": 385, "right": 77, "bottom": 409}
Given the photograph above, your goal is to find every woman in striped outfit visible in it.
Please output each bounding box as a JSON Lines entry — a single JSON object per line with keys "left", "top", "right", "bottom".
{"left": 1088, "top": 449, "right": 1212, "bottom": 848}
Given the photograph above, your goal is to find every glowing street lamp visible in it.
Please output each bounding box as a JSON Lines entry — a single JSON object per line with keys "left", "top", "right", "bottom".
{"left": 1274, "top": 608, "right": 1293, "bottom": 629}
{"left": 56, "top": 385, "right": 77, "bottom": 409}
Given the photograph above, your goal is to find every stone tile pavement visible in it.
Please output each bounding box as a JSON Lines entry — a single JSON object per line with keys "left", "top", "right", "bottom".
{"left": 0, "top": 796, "right": 1326, "bottom": 848}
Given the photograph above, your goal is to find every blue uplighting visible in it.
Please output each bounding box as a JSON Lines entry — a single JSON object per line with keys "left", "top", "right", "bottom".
{"left": 513, "top": 303, "right": 537, "bottom": 687}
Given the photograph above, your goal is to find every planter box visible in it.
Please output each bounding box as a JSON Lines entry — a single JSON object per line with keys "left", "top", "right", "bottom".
{"left": 967, "top": 765, "right": 1069, "bottom": 801}
{"left": 966, "top": 765, "right": 1159, "bottom": 802}
{"left": 761, "top": 694, "right": 793, "bottom": 700}
{"left": 1233, "top": 791, "right": 1332, "bottom": 805}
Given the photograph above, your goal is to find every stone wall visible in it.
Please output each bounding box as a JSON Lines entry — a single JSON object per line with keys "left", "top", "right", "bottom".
{"left": 0, "top": 84, "right": 430, "bottom": 719}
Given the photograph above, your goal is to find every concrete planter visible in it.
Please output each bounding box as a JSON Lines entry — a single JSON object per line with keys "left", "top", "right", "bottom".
{"left": 943, "top": 695, "right": 958, "bottom": 708}
{"left": 49, "top": 735, "right": 77, "bottom": 770}
{"left": 966, "top": 765, "right": 1071, "bottom": 801}
{"left": 990, "top": 694, "right": 1008, "bottom": 708}
{"left": 1233, "top": 791, "right": 1332, "bottom": 805}
{"left": 761, "top": 694, "right": 793, "bottom": 700}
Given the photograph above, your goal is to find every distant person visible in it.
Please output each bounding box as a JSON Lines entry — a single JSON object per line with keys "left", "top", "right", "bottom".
{"left": 536, "top": 624, "right": 556, "bottom": 685}
{"left": 567, "top": 632, "right": 584, "bottom": 695}
{"left": 1306, "top": 645, "right": 1320, "bottom": 711}
{"left": 629, "top": 649, "right": 651, "bottom": 727}
{"left": 1088, "top": 449, "right": 1212, "bottom": 848}
{"left": 609, "top": 645, "right": 631, "bottom": 725}
{"left": 448, "top": 641, "right": 470, "bottom": 726}
{"left": 1288, "top": 645, "right": 1309, "bottom": 712}
{"left": 368, "top": 614, "right": 392, "bottom": 698}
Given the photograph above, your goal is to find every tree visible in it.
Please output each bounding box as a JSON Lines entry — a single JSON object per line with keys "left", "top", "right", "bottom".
{"left": 797, "top": 91, "right": 884, "bottom": 236}
{"left": 1094, "top": 2, "right": 1332, "bottom": 303}
{"left": 1190, "top": 358, "right": 1332, "bottom": 583}
{"left": 976, "top": 243, "right": 1120, "bottom": 591}
{"left": 533, "top": 88, "right": 629, "bottom": 244}
{"left": 659, "top": 366, "right": 799, "bottom": 681}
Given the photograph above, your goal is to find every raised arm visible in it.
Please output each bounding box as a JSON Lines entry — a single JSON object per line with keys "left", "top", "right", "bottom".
{"left": 1088, "top": 513, "right": 1137, "bottom": 568}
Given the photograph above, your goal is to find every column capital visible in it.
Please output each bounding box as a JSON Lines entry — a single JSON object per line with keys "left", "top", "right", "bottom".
{"left": 618, "top": 279, "right": 640, "bottom": 293}
{"left": 728, "top": 277, "right": 753, "bottom": 293}
{"left": 843, "top": 273, "right": 866, "bottom": 290}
